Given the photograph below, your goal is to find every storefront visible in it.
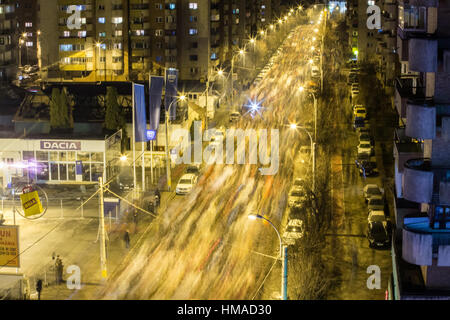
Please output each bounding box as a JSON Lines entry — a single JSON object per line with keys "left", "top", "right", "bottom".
{"left": 0, "top": 136, "right": 121, "bottom": 188}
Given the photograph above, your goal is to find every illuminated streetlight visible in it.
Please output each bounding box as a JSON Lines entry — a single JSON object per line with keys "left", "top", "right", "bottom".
{"left": 314, "top": 28, "right": 319, "bottom": 33}
{"left": 247, "top": 214, "right": 286, "bottom": 300}
{"left": 298, "top": 86, "right": 304, "bottom": 92}
{"left": 290, "top": 123, "right": 297, "bottom": 130}
{"left": 270, "top": 24, "right": 274, "bottom": 30}
{"left": 217, "top": 69, "right": 224, "bottom": 76}
{"left": 308, "top": 59, "right": 313, "bottom": 64}
{"left": 120, "top": 155, "right": 127, "bottom": 162}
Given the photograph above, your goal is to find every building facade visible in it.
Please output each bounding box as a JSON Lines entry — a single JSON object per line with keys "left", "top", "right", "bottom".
{"left": 391, "top": 0, "right": 450, "bottom": 299}
{"left": 37, "top": 0, "right": 280, "bottom": 83}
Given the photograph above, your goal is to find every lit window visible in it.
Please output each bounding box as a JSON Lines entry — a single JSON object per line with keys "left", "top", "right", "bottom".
{"left": 26, "top": 32, "right": 32, "bottom": 37}
{"left": 25, "top": 22, "right": 32, "bottom": 27}
{"left": 60, "top": 44, "right": 72, "bottom": 51}
{"left": 189, "top": 3, "right": 198, "bottom": 10}
{"left": 99, "top": 32, "right": 106, "bottom": 37}
{"left": 189, "top": 28, "right": 198, "bottom": 35}
{"left": 114, "top": 30, "right": 123, "bottom": 37}
{"left": 189, "top": 16, "right": 197, "bottom": 22}
{"left": 98, "top": 17, "right": 106, "bottom": 23}
{"left": 368, "top": 1, "right": 375, "bottom": 5}
{"left": 155, "top": 3, "right": 163, "bottom": 9}
{"left": 26, "top": 41, "right": 33, "bottom": 47}
{"left": 78, "top": 31, "right": 86, "bottom": 37}
{"left": 112, "top": 17, "right": 123, "bottom": 24}
{"left": 113, "top": 43, "right": 122, "bottom": 49}
{"left": 135, "top": 30, "right": 145, "bottom": 36}
{"left": 169, "top": 3, "right": 175, "bottom": 10}
{"left": 63, "top": 31, "right": 70, "bottom": 37}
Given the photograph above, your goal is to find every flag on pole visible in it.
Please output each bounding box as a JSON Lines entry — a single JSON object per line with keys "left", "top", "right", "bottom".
{"left": 133, "top": 83, "right": 148, "bottom": 142}
{"left": 149, "top": 76, "right": 164, "bottom": 130}
{"left": 165, "top": 68, "right": 179, "bottom": 121}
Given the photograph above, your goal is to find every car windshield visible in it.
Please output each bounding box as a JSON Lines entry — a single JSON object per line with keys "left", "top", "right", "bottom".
{"left": 186, "top": 167, "right": 198, "bottom": 173}
{"left": 371, "top": 214, "right": 385, "bottom": 222}
{"left": 369, "top": 199, "right": 383, "bottom": 206}
{"left": 294, "top": 180, "right": 302, "bottom": 186}
{"left": 360, "top": 134, "right": 370, "bottom": 139}
{"left": 368, "top": 187, "right": 381, "bottom": 194}
{"left": 287, "top": 226, "right": 302, "bottom": 233}
{"left": 360, "top": 144, "right": 371, "bottom": 148}
{"left": 356, "top": 109, "right": 365, "bottom": 113}
{"left": 290, "top": 191, "right": 303, "bottom": 197}
{"left": 300, "top": 148, "right": 310, "bottom": 154}
{"left": 370, "top": 223, "right": 387, "bottom": 239}
{"left": 179, "top": 179, "right": 192, "bottom": 184}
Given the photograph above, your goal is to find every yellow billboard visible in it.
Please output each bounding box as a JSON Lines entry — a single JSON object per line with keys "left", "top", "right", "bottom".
{"left": 0, "top": 226, "right": 20, "bottom": 268}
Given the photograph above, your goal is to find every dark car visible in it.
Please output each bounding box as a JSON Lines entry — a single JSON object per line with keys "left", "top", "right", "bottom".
{"left": 367, "top": 221, "right": 391, "bottom": 248}
{"left": 142, "top": 190, "right": 160, "bottom": 214}
{"left": 185, "top": 164, "right": 201, "bottom": 175}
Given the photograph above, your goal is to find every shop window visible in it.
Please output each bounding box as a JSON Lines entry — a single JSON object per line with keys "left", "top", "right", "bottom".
{"left": 68, "top": 164, "right": 76, "bottom": 180}
{"left": 77, "top": 152, "right": 90, "bottom": 161}
{"left": 59, "top": 152, "right": 67, "bottom": 161}
{"left": 36, "top": 151, "right": 48, "bottom": 161}
{"left": 50, "top": 163, "right": 59, "bottom": 180}
{"left": 91, "top": 164, "right": 103, "bottom": 181}
{"left": 37, "top": 162, "right": 49, "bottom": 180}
{"left": 67, "top": 152, "right": 76, "bottom": 162}
{"left": 91, "top": 152, "right": 104, "bottom": 162}
{"left": 82, "top": 164, "right": 90, "bottom": 181}
{"left": 59, "top": 164, "right": 67, "bottom": 180}
{"left": 23, "top": 151, "right": 34, "bottom": 160}
{"left": 50, "top": 151, "right": 59, "bottom": 161}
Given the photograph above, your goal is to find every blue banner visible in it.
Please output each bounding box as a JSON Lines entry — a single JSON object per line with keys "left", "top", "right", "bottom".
{"left": 146, "top": 130, "right": 156, "bottom": 141}
{"left": 149, "top": 76, "right": 164, "bottom": 130}
{"left": 165, "top": 69, "right": 178, "bottom": 121}
{"left": 75, "top": 160, "right": 83, "bottom": 175}
{"left": 133, "top": 83, "right": 148, "bottom": 142}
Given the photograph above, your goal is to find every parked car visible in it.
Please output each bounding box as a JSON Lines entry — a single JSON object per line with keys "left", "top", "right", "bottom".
{"left": 354, "top": 107, "right": 367, "bottom": 119}
{"left": 368, "top": 209, "right": 387, "bottom": 223}
{"left": 292, "top": 178, "right": 304, "bottom": 189}
{"left": 288, "top": 187, "right": 306, "bottom": 208}
{"left": 185, "top": 164, "right": 201, "bottom": 175}
{"left": 363, "top": 184, "right": 384, "bottom": 202}
{"left": 283, "top": 219, "right": 304, "bottom": 245}
{"left": 351, "top": 87, "right": 360, "bottom": 98}
{"left": 367, "top": 196, "right": 385, "bottom": 211}
{"left": 311, "top": 65, "right": 320, "bottom": 78}
{"left": 357, "top": 142, "right": 373, "bottom": 157}
{"left": 359, "top": 133, "right": 374, "bottom": 146}
{"left": 367, "top": 220, "right": 391, "bottom": 248}
{"left": 299, "top": 146, "right": 311, "bottom": 164}
{"left": 229, "top": 112, "right": 241, "bottom": 122}
{"left": 176, "top": 174, "right": 198, "bottom": 195}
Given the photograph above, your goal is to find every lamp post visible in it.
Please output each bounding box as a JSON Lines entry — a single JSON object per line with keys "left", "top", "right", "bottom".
{"left": 248, "top": 214, "right": 287, "bottom": 300}
{"left": 230, "top": 49, "right": 245, "bottom": 110}
{"left": 165, "top": 95, "right": 186, "bottom": 191}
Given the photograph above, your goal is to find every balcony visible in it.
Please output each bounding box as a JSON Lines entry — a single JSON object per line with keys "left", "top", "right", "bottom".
{"left": 394, "top": 77, "right": 425, "bottom": 118}
{"left": 403, "top": 218, "right": 450, "bottom": 267}
{"left": 409, "top": 37, "right": 438, "bottom": 72}
{"left": 403, "top": 158, "right": 450, "bottom": 204}
{"left": 405, "top": 103, "right": 436, "bottom": 139}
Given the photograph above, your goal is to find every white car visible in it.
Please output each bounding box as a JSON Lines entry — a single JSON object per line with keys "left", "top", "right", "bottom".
{"left": 176, "top": 174, "right": 198, "bottom": 195}
{"left": 283, "top": 219, "right": 304, "bottom": 245}
{"left": 299, "top": 146, "right": 311, "bottom": 164}
{"left": 351, "top": 87, "right": 360, "bottom": 97}
{"left": 368, "top": 210, "right": 387, "bottom": 223}
{"left": 292, "top": 178, "right": 304, "bottom": 189}
{"left": 357, "top": 142, "right": 372, "bottom": 156}
{"left": 288, "top": 187, "right": 306, "bottom": 208}
{"left": 363, "top": 184, "right": 384, "bottom": 202}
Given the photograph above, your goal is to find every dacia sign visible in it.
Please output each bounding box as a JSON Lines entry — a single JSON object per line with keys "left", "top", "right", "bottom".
{"left": 40, "top": 141, "right": 81, "bottom": 150}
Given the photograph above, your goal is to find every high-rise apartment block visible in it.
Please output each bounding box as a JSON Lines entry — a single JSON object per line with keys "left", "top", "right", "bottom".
{"left": 37, "top": 0, "right": 279, "bottom": 83}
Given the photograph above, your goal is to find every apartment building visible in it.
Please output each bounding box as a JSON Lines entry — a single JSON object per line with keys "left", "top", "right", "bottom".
{"left": 391, "top": 0, "right": 450, "bottom": 299}
{"left": 37, "top": 0, "right": 279, "bottom": 83}
{"left": 0, "top": 0, "right": 17, "bottom": 83}
{"left": 16, "top": 0, "right": 38, "bottom": 66}
{"left": 346, "top": 0, "right": 378, "bottom": 62}
{"left": 374, "top": 0, "right": 398, "bottom": 95}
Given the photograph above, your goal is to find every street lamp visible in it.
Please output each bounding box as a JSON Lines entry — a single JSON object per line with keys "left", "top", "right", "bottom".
{"left": 248, "top": 214, "right": 287, "bottom": 300}
{"left": 230, "top": 49, "right": 245, "bottom": 109}
{"left": 165, "top": 94, "right": 186, "bottom": 191}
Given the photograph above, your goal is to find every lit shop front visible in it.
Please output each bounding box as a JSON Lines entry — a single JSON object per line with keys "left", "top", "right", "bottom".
{"left": 0, "top": 136, "right": 121, "bottom": 188}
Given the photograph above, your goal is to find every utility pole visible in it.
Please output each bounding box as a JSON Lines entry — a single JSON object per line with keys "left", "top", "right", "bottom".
{"left": 141, "top": 142, "right": 145, "bottom": 192}
{"left": 98, "top": 177, "right": 107, "bottom": 280}
{"left": 230, "top": 58, "right": 234, "bottom": 110}
{"left": 282, "top": 245, "right": 288, "bottom": 300}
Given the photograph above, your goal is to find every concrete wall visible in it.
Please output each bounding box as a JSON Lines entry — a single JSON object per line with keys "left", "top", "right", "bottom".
{"left": 403, "top": 166, "right": 434, "bottom": 203}
{"left": 406, "top": 104, "right": 436, "bottom": 140}
{"left": 408, "top": 38, "right": 438, "bottom": 73}
{"left": 403, "top": 229, "right": 433, "bottom": 266}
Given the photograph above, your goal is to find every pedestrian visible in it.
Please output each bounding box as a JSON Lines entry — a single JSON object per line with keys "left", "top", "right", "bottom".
{"left": 155, "top": 188, "right": 161, "bottom": 207}
{"left": 55, "top": 255, "right": 63, "bottom": 285}
{"left": 124, "top": 230, "right": 130, "bottom": 249}
{"left": 36, "top": 279, "right": 43, "bottom": 300}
